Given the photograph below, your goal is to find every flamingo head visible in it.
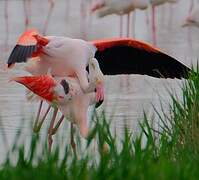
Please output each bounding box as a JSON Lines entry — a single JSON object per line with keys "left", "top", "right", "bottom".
{"left": 11, "top": 75, "right": 73, "bottom": 105}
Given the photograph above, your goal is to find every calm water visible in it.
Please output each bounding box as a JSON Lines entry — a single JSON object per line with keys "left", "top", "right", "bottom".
{"left": 0, "top": 0, "right": 198, "bottom": 159}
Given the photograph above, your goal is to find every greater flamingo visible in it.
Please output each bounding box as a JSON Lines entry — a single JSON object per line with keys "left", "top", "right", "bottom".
{"left": 91, "top": 0, "right": 149, "bottom": 37}
{"left": 12, "top": 57, "right": 104, "bottom": 151}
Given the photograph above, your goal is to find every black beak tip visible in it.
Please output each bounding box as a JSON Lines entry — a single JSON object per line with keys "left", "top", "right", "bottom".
{"left": 60, "top": 79, "right": 69, "bottom": 95}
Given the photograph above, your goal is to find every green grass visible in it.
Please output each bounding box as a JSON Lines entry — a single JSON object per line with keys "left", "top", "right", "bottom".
{"left": 1, "top": 70, "right": 199, "bottom": 179}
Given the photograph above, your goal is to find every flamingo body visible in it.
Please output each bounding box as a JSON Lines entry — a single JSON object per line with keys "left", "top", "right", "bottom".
{"left": 91, "top": 0, "right": 149, "bottom": 17}
{"left": 183, "top": 5, "right": 199, "bottom": 27}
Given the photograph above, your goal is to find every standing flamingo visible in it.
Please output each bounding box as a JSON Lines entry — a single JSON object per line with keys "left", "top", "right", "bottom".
{"left": 91, "top": 0, "right": 149, "bottom": 37}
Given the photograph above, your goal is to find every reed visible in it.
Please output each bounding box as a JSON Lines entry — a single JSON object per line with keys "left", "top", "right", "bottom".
{"left": 0, "top": 69, "right": 199, "bottom": 179}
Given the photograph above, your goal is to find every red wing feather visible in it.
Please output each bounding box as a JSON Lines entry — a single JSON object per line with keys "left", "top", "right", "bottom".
{"left": 17, "top": 29, "right": 39, "bottom": 46}
{"left": 91, "top": 38, "right": 160, "bottom": 53}
{"left": 12, "top": 75, "right": 57, "bottom": 102}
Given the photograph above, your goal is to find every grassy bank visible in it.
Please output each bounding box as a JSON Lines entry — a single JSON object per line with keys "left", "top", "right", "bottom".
{"left": 0, "top": 71, "right": 199, "bottom": 179}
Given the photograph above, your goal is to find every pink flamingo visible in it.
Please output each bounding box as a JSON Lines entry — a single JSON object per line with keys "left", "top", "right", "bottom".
{"left": 12, "top": 57, "right": 104, "bottom": 151}
{"left": 91, "top": 0, "right": 149, "bottom": 37}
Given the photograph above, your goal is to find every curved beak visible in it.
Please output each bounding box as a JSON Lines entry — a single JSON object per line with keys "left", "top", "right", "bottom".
{"left": 11, "top": 75, "right": 57, "bottom": 102}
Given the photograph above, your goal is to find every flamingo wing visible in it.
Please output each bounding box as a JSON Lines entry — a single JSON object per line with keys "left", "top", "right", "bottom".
{"left": 92, "top": 38, "right": 191, "bottom": 79}
{"left": 12, "top": 75, "right": 56, "bottom": 102}
{"left": 7, "top": 29, "right": 49, "bottom": 68}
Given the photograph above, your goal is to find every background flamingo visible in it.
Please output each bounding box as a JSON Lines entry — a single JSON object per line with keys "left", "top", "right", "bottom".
{"left": 91, "top": 0, "right": 149, "bottom": 38}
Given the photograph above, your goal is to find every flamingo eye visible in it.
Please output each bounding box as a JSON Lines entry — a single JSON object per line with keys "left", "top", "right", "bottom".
{"left": 60, "top": 79, "right": 69, "bottom": 95}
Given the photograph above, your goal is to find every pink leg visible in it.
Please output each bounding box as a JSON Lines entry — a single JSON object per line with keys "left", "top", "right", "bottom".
{"left": 65, "top": 0, "right": 70, "bottom": 21}
{"left": 127, "top": 13, "right": 130, "bottom": 37}
{"left": 80, "top": 0, "right": 88, "bottom": 39}
{"left": 23, "top": 0, "right": 31, "bottom": 29}
{"left": 33, "top": 100, "right": 43, "bottom": 130}
{"left": 152, "top": 6, "right": 157, "bottom": 46}
{"left": 51, "top": 115, "right": 65, "bottom": 135}
{"left": 88, "top": 0, "right": 93, "bottom": 31}
{"left": 168, "top": 4, "right": 173, "bottom": 29}
{"left": 48, "top": 107, "right": 58, "bottom": 152}
{"left": 145, "top": 9, "right": 149, "bottom": 26}
{"left": 33, "top": 104, "right": 51, "bottom": 133}
{"left": 189, "top": 0, "right": 194, "bottom": 13}
{"left": 4, "top": 0, "right": 9, "bottom": 51}
{"left": 70, "top": 123, "right": 76, "bottom": 155}
{"left": 132, "top": 11, "right": 136, "bottom": 38}
{"left": 43, "top": 0, "right": 55, "bottom": 35}
{"left": 120, "top": 15, "right": 123, "bottom": 37}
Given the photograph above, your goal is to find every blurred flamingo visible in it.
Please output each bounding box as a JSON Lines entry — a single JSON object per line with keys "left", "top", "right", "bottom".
{"left": 91, "top": 0, "right": 149, "bottom": 37}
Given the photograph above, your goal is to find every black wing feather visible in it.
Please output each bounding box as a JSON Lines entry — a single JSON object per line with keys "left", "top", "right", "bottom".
{"left": 94, "top": 46, "right": 191, "bottom": 79}
{"left": 7, "top": 45, "right": 37, "bottom": 67}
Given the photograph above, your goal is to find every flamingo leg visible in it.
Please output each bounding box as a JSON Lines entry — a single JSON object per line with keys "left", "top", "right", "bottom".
{"left": 51, "top": 115, "right": 65, "bottom": 135}
{"left": 48, "top": 107, "right": 58, "bottom": 152}
{"left": 127, "top": 13, "right": 130, "bottom": 37}
{"left": 23, "top": 0, "right": 31, "bottom": 29}
{"left": 33, "top": 103, "right": 51, "bottom": 133}
{"left": 4, "top": 0, "right": 9, "bottom": 51}
{"left": 132, "top": 11, "right": 136, "bottom": 38}
{"left": 189, "top": 0, "right": 194, "bottom": 13}
{"left": 145, "top": 8, "right": 149, "bottom": 26}
{"left": 43, "top": 0, "right": 55, "bottom": 35}
{"left": 152, "top": 5, "right": 157, "bottom": 46}
{"left": 80, "top": 0, "right": 88, "bottom": 39}
{"left": 65, "top": 0, "right": 70, "bottom": 21}
{"left": 70, "top": 123, "right": 76, "bottom": 155}
{"left": 168, "top": 4, "right": 173, "bottom": 29}
{"left": 120, "top": 15, "right": 123, "bottom": 37}
{"left": 33, "top": 100, "right": 43, "bottom": 131}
